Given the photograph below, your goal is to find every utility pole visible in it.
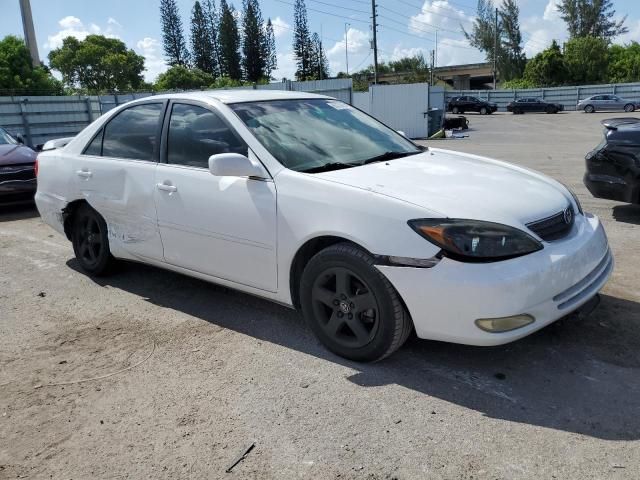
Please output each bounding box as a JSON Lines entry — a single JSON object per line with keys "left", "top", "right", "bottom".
{"left": 371, "top": 0, "right": 378, "bottom": 84}
{"left": 319, "top": 24, "right": 323, "bottom": 80}
{"left": 434, "top": 29, "right": 438, "bottom": 70}
{"left": 493, "top": 7, "right": 498, "bottom": 89}
{"left": 19, "top": 0, "right": 41, "bottom": 67}
{"left": 344, "top": 23, "right": 350, "bottom": 75}
{"left": 430, "top": 50, "right": 435, "bottom": 85}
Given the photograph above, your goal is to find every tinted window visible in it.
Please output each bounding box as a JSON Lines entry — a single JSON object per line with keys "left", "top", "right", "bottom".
{"left": 102, "top": 103, "right": 163, "bottom": 160}
{"left": 84, "top": 129, "right": 103, "bottom": 155}
{"left": 167, "top": 103, "right": 248, "bottom": 168}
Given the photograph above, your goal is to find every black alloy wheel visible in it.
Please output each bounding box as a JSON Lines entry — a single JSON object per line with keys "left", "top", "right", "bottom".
{"left": 72, "top": 203, "right": 114, "bottom": 275}
{"left": 300, "top": 243, "right": 412, "bottom": 362}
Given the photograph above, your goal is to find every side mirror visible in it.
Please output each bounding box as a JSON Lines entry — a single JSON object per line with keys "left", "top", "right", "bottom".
{"left": 397, "top": 130, "right": 407, "bottom": 137}
{"left": 208, "top": 153, "right": 267, "bottom": 179}
{"left": 16, "top": 133, "right": 25, "bottom": 144}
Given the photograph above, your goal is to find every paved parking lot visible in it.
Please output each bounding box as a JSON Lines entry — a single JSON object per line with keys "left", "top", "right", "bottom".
{"left": 1, "top": 111, "right": 639, "bottom": 479}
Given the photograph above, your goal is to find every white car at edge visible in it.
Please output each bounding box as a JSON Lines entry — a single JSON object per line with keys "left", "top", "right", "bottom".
{"left": 35, "top": 90, "right": 613, "bottom": 362}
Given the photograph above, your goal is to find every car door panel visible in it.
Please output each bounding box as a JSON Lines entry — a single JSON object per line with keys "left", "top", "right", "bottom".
{"left": 154, "top": 101, "right": 278, "bottom": 292}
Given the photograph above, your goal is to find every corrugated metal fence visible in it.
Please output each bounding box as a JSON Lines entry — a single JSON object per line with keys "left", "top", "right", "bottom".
{"left": 446, "top": 82, "right": 640, "bottom": 112}
{"left": 0, "top": 78, "right": 353, "bottom": 148}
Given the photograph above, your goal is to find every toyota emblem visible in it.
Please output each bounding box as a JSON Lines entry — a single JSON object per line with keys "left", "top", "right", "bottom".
{"left": 563, "top": 207, "right": 573, "bottom": 225}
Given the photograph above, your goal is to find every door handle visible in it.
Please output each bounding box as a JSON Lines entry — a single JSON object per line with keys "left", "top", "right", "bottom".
{"left": 156, "top": 183, "right": 177, "bottom": 193}
{"left": 76, "top": 169, "right": 92, "bottom": 178}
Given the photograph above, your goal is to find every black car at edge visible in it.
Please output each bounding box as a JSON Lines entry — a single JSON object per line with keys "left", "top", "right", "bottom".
{"left": 506, "top": 97, "right": 564, "bottom": 114}
{"left": 584, "top": 118, "right": 640, "bottom": 204}
{"left": 447, "top": 96, "right": 498, "bottom": 115}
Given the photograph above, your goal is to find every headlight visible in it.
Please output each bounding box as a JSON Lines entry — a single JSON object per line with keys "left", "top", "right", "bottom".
{"left": 409, "top": 219, "right": 543, "bottom": 262}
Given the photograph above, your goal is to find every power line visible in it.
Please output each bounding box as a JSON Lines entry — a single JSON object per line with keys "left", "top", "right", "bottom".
{"left": 383, "top": 0, "right": 475, "bottom": 26}
{"left": 378, "top": 13, "right": 465, "bottom": 37}
{"left": 273, "top": 0, "right": 371, "bottom": 24}
{"left": 308, "top": 0, "right": 369, "bottom": 15}
{"left": 378, "top": 23, "right": 477, "bottom": 50}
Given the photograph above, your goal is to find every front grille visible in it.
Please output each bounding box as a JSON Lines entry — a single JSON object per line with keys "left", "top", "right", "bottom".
{"left": 526, "top": 206, "right": 574, "bottom": 241}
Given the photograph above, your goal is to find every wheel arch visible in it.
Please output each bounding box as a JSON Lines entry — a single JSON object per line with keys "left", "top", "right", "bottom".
{"left": 62, "top": 198, "right": 90, "bottom": 240}
{"left": 289, "top": 235, "right": 368, "bottom": 309}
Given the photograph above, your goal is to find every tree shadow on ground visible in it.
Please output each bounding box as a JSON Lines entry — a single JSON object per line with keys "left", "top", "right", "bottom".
{"left": 68, "top": 258, "right": 640, "bottom": 441}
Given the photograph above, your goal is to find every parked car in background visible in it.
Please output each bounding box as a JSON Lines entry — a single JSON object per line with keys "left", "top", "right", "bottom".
{"left": 447, "top": 96, "right": 497, "bottom": 115}
{"left": 584, "top": 117, "right": 640, "bottom": 204}
{"left": 35, "top": 91, "right": 612, "bottom": 362}
{"left": 578, "top": 95, "right": 639, "bottom": 113}
{"left": 507, "top": 98, "right": 564, "bottom": 114}
{"left": 0, "top": 126, "right": 38, "bottom": 205}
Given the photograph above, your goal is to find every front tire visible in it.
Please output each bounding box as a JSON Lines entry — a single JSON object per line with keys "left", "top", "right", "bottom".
{"left": 71, "top": 203, "right": 115, "bottom": 276}
{"left": 624, "top": 103, "right": 635, "bottom": 112}
{"left": 452, "top": 106, "right": 459, "bottom": 114}
{"left": 480, "top": 106, "right": 488, "bottom": 115}
{"left": 584, "top": 105, "right": 595, "bottom": 113}
{"left": 300, "top": 243, "right": 412, "bottom": 362}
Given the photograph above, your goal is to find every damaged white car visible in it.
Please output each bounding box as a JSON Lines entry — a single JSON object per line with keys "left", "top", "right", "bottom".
{"left": 35, "top": 91, "right": 613, "bottom": 361}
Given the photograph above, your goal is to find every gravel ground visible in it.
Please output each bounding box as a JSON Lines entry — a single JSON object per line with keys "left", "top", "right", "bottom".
{"left": 1, "top": 111, "right": 639, "bottom": 479}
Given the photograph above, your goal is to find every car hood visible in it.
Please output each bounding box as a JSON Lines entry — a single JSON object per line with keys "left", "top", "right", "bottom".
{"left": 0, "top": 144, "right": 36, "bottom": 165}
{"left": 314, "top": 148, "right": 571, "bottom": 226}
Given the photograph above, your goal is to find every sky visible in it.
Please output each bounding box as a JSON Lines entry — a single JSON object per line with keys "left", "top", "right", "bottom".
{"left": 1, "top": 0, "right": 639, "bottom": 82}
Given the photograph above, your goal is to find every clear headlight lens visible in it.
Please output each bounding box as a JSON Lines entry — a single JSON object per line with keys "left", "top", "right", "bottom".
{"left": 409, "top": 219, "right": 543, "bottom": 262}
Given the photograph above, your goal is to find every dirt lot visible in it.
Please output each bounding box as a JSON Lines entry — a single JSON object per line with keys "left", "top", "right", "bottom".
{"left": 1, "top": 111, "right": 640, "bottom": 479}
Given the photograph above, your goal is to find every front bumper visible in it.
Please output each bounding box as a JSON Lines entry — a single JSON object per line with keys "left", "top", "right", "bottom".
{"left": 0, "top": 164, "right": 36, "bottom": 204}
{"left": 376, "top": 213, "right": 612, "bottom": 346}
{"left": 584, "top": 172, "right": 638, "bottom": 203}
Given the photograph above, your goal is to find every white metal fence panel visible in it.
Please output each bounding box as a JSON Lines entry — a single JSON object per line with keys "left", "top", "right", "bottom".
{"left": 352, "top": 91, "right": 370, "bottom": 113}
{"left": 446, "top": 82, "right": 640, "bottom": 111}
{"left": 370, "top": 83, "right": 430, "bottom": 138}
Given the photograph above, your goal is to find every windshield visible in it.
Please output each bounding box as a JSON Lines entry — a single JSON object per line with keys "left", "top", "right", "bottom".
{"left": 230, "top": 99, "right": 421, "bottom": 173}
{"left": 0, "top": 128, "right": 18, "bottom": 145}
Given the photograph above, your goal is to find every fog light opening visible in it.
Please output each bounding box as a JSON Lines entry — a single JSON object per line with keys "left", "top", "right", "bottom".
{"left": 475, "top": 314, "right": 535, "bottom": 333}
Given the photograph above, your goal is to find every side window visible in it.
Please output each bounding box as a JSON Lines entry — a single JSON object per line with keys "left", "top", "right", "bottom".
{"left": 167, "top": 103, "right": 248, "bottom": 168}
{"left": 102, "top": 103, "right": 163, "bottom": 161}
{"left": 83, "top": 129, "right": 103, "bottom": 156}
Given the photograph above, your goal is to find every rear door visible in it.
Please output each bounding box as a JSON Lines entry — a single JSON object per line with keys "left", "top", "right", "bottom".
{"left": 73, "top": 101, "right": 165, "bottom": 261}
{"left": 154, "top": 100, "right": 277, "bottom": 291}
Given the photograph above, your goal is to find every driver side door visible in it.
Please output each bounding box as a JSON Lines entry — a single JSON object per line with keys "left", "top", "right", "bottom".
{"left": 154, "top": 100, "right": 277, "bottom": 292}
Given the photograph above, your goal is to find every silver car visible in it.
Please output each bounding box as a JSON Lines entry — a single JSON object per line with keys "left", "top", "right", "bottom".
{"left": 578, "top": 94, "right": 640, "bottom": 113}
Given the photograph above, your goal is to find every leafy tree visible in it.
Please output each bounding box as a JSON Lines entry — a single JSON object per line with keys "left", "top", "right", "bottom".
{"left": 218, "top": 0, "right": 242, "bottom": 80}
{"left": 0, "top": 35, "right": 62, "bottom": 95}
{"left": 522, "top": 40, "right": 568, "bottom": 87}
{"left": 499, "top": 0, "right": 526, "bottom": 81}
{"left": 564, "top": 36, "right": 609, "bottom": 84}
{"left": 203, "top": 0, "right": 221, "bottom": 77}
{"left": 501, "top": 77, "right": 537, "bottom": 89}
{"left": 293, "top": 0, "right": 312, "bottom": 80}
{"left": 309, "top": 32, "right": 329, "bottom": 80}
{"left": 191, "top": 1, "right": 216, "bottom": 75}
{"left": 557, "top": 0, "right": 628, "bottom": 40}
{"left": 608, "top": 42, "right": 640, "bottom": 83}
{"left": 264, "top": 18, "right": 277, "bottom": 79}
{"left": 48, "top": 35, "right": 145, "bottom": 93}
{"left": 242, "top": 0, "right": 266, "bottom": 82}
{"left": 154, "top": 65, "right": 214, "bottom": 90}
{"left": 463, "top": 0, "right": 501, "bottom": 73}
{"left": 160, "top": 0, "right": 190, "bottom": 66}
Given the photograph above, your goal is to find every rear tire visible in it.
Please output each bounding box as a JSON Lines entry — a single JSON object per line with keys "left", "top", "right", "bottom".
{"left": 546, "top": 105, "right": 554, "bottom": 114}
{"left": 584, "top": 105, "right": 595, "bottom": 113}
{"left": 71, "top": 203, "right": 115, "bottom": 276}
{"left": 624, "top": 103, "right": 635, "bottom": 113}
{"left": 300, "top": 243, "right": 412, "bottom": 362}
{"left": 513, "top": 108, "right": 522, "bottom": 115}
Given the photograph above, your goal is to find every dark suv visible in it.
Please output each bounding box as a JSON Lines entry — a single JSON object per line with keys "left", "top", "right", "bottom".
{"left": 584, "top": 118, "right": 640, "bottom": 204}
{"left": 447, "top": 96, "right": 498, "bottom": 115}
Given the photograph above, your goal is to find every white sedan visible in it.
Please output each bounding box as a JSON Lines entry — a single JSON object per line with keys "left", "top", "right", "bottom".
{"left": 35, "top": 90, "right": 613, "bottom": 361}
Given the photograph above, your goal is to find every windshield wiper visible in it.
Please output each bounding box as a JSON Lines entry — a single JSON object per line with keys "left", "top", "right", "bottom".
{"left": 300, "top": 162, "right": 358, "bottom": 173}
{"left": 361, "top": 150, "right": 420, "bottom": 165}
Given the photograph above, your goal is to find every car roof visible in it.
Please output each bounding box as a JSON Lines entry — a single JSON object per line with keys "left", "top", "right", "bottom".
{"left": 147, "top": 89, "right": 330, "bottom": 104}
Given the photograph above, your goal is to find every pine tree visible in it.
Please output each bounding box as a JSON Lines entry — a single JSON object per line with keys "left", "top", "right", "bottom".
{"left": 558, "top": 0, "right": 628, "bottom": 40}
{"left": 462, "top": 0, "right": 501, "bottom": 70}
{"left": 191, "top": 1, "right": 216, "bottom": 74}
{"left": 242, "top": 0, "right": 265, "bottom": 82}
{"left": 293, "top": 0, "right": 312, "bottom": 80}
{"left": 264, "top": 18, "right": 277, "bottom": 79}
{"left": 218, "top": 0, "right": 242, "bottom": 80}
{"left": 160, "top": 0, "right": 190, "bottom": 66}
{"left": 309, "top": 33, "right": 329, "bottom": 80}
{"left": 498, "top": 0, "right": 525, "bottom": 81}
{"left": 203, "top": 0, "right": 221, "bottom": 77}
